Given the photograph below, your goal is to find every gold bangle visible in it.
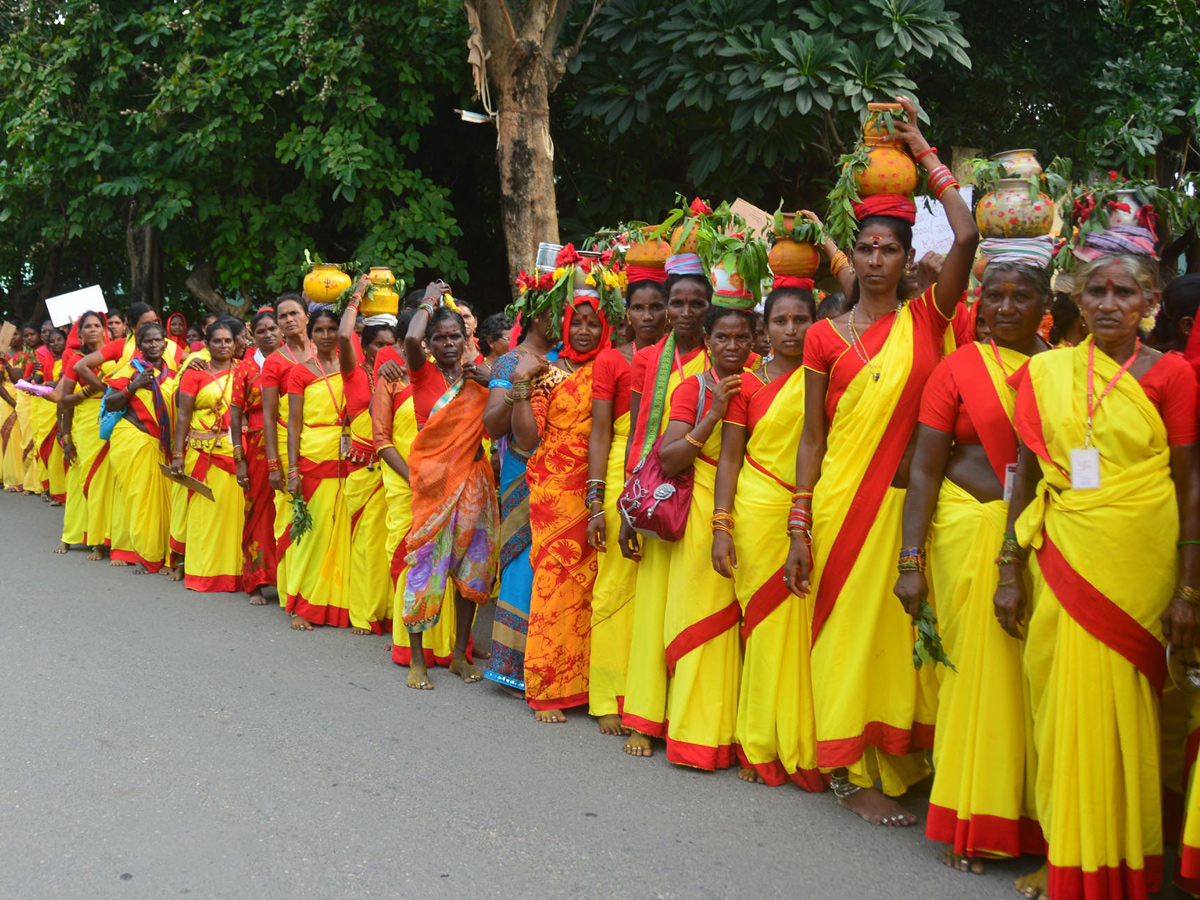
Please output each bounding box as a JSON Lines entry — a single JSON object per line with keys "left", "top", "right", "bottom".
{"left": 1175, "top": 584, "right": 1200, "bottom": 606}
{"left": 684, "top": 432, "right": 704, "bottom": 449}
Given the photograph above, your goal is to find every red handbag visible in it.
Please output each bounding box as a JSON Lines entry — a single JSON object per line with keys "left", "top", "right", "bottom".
{"left": 618, "top": 374, "right": 707, "bottom": 542}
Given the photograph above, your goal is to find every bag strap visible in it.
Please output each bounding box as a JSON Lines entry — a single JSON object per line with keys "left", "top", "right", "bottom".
{"left": 693, "top": 372, "right": 709, "bottom": 429}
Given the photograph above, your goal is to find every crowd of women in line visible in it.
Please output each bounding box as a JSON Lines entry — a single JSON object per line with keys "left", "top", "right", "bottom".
{"left": 7, "top": 103, "right": 1200, "bottom": 900}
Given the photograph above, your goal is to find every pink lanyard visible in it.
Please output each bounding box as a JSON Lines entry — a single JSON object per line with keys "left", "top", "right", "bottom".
{"left": 1085, "top": 338, "right": 1139, "bottom": 448}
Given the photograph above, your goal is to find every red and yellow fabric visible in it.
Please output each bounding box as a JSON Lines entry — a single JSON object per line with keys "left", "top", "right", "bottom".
{"left": 802, "top": 288, "right": 950, "bottom": 793}
{"left": 920, "top": 342, "right": 1042, "bottom": 859}
{"left": 1013, "top": 341, "right": 1199, "bottom": 899}
{"left": 106, "top": 359, "right": 178, "bottom": 572}
{"left": 178, "top": 366, "right": 243, "bottom": 592}
{"left": 400, "top": 376, "right": 497, "bottom": 632}
{"left": 621, "top": 339, "right": 709, "bottom": 737}
{"left": 285, "top": 365, "right": 353, "bottom": 626}
{"left": 29, "top": 358, "right": 59, "bottom": 498}
{"left": 1177, "top": 705, "right": 1200, "bottom": 895}
{"left": 660, "top": 376, "right": 740, "bottom": 770}
{"left": 58, "top": 363, "right": 88, "bottom": 545}
{"left": 16, "top": 388, "right": 40, "bottom": 493}
{"left": 525, "top": 364, "right": 598, "bottom": 711}
{"left": 262, "top": 349, "right": 305, "bottom": 607}
{"left": 371, "top": 377, "right": 463, "bottom": 666}
{"left": 345, "top": 363, "right": 392, "bottom": 634}
{"left": 588, "top": 348, "right": 637, "bottom": 719}
{"left": 167, "top": 348, "right": 213, "bottom": 561}
{"left": 726, "top": 367, "right": 823, "bottom": 789}
{"left": 1, "top": 365, "right": 24, "bottom": 489}
{"left": 231, "top": 354, "right": 277, "bottom": 592}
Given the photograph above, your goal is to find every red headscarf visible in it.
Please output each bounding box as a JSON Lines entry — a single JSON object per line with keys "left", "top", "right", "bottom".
{"left": 166, "top": 312, "right": 189, "bottom": 351}
{"left": 851, "top": 193, "right": 917, "bottom": 224}
{"left": 772, "top": 275, "right": 815, "bottom": 290}
{"left": 559, "top": 294, "right": 611, "bottom": 364}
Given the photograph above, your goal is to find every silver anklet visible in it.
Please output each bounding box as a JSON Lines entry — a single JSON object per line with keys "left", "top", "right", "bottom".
{"left": 830, "top": 769, "right": 861, "bottom": 800}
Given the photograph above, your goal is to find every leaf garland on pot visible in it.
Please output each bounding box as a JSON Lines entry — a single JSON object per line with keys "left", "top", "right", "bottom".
{"left": 771, "top": 204, "right": 826, "bottom": 245}
{"left": 649, "top": 194, "right": 736, "bottom": 256}
{"left": 824, "top": 142, "right": 872, "bottom": 251}
{"left": 698, "top": 228, "right": 771, "bottom": 303}
{"left": 1055, "top": 172, "right": 1173, "bottom": 271}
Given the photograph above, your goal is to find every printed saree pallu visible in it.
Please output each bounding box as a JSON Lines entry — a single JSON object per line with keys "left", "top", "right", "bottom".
{"left": 525, "top": 366, "right": 597, "bottom": 711}
{"left": 401, "top": 378, "right": 497, "bottom": 633}
{"left": 1015, "top": 339, "right": 1179, "bottom": 899}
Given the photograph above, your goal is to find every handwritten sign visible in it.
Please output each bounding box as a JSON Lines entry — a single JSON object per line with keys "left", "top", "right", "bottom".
{"left": 911, "top": 187, "right": 973, "bottom": 261}
{"left": 45, "top": 285, "right": 107, "bottom": 328}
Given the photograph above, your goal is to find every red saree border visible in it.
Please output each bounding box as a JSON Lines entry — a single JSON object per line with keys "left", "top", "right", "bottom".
{"left": 1037, "top": 536, "right": 1167, "bottom": 695}
{"left": 286, "top": 592, "right": 351, "bottom": 628}
{"left": 665, "top": 734, "right": 738, "bottom": 771}
{"left": 390, "top": 639, "right": 474, "bottom": 669}
{"left": 527, "top": 690, "right": 589, "bottom": 711}
{"left": 664, "top": 600, "right": 740, "bottom": 675}
{"left": 620, "top": 710, "right": 665, "bottom": 738}
{"left": 83, "top": 443, "right": 109, "bottom": 496}
{"left": 816, "top": 720, "right": 935, "bottom": 769}
{"left": 735, "top": 745, "right": 827, "bottom": 792}
{"left": 948, "top": 344, "right": 1019, "bottom": 484}
{"left": 1049, "top": 856, "right": 1161, "bottom": 900}
{"left": 184, "top": 573, "right": 242, "bottom": 593}
{"left": 925, "top": 804, "right": 1044, "bottom": 858}
{"left": 740, "top": 567, "right": 788, "bottom": 640}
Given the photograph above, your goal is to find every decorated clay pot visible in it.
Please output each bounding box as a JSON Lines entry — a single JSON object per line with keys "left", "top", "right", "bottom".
{"left": 711, "top": 262, "right": 754, "bottom": 308}
{"left": 972, "top": 252, "right": 989, "bottom": 283}
{"left": 626, "top": 237, "right": 672, "bottom": 269}
{"left": 854, "top": 137, "right": 920, "bottom": 197}
{"left": 991, "top": 149, "right": 1042, "bottom": 178}
{"left": 361, "top": 285, "right": 399, "bottom": 318}
{"left": 367, "top": 266, "right": 396, "bottom": 286}
{"left": 862, "top": 102, "right": 904, "bottom": 140}
{"left": 303, "top": 263, "right": 352, "bottom": 303}
{"left": 769, "top": 238, "right": 820, "bottom": 279}
{"left": 1108, "top": 189, "right": 1141, "bottom": 226}
{"left": 974, "top": 178, "right": 1054, "bottom": 238}
{"left": 670, "top": 223, "right": 702, "bottom": 255}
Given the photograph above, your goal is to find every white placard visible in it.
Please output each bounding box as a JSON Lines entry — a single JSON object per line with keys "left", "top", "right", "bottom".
{"left": 911, "top": 187, "right": 973, "bottom": 262}
{"left": 45, "top": 285, "right": 107, "bottom": 327}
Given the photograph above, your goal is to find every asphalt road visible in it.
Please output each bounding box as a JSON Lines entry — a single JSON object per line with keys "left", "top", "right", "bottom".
{"left": 0, "top": 494, "right": 1173, "bottom": 899}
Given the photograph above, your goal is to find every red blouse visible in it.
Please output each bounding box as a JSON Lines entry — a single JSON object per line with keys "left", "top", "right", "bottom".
{"left": 724, "top": 367, "right": 800, "bottom": 432}
{"left": 592, "top": 347, "right": 633, "bottom": 419}
{"left": 231, "top": 355, "right": 265, "bottom": 431}
{"left": 918, "top": 357, "right": 981, "bottom": 445}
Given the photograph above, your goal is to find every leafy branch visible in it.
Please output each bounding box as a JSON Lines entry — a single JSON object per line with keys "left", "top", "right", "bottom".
{"left": 824, "top": 142, "right": 872, "bottom": 249}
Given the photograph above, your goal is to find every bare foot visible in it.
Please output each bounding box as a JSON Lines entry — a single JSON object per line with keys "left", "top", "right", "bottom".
{"left": 497, "top": 684, "right": 526, "bottom": 700}
{"left": 290, "top": 615, "right": 314, "bottom": 632}
{"left": 248, "top": 589, "right": 267, "bottom": 606}
{"left": 109, "top": 558, "right": 129, "bottom": 567}
{"left": 157, "top": 566, "right": 171, "bottom": 576}
{"left": 407, "top": 665, "right": 434, "bottom": 690}
{"left": 597, "top": 714, "right": 629, "bottom": 736}
{"left": 351, "top": 627, "right": 372, "bottom": 636}
{"left": 166, "top": 563, "right": 184, "bottom": 582}
{"left": 49, "top": 499, "right": 62, "bottom": 507}
{"left": 86, "top": 546, "right": 105, "bottom": 561}
{"left": 54, "top": 542, "right": 69, "bottom": 554}
{"left": 941, "top": 845, "right": 985, "bottom": 875}
{"left": 535, "top": 709, "right": 567, "bottom": 723}
{"left": 623, "top": 732, "right": 653, "bottom": 758}
{"left": 837, "top": 786, "right": 918, "bottom": 826}
{"left": 132, "top": 564, "right": 151, "bottom": 576}
{"left": 1015, "top": 863, "right": 1048, "bottom": 899}
{"left": 738, "top": 767, "right": 765, "bottom": 784}
{"left": 449, "top": 655, "right": 482, "bottom": 684}
{"left": 473, "top": 646, "right": 491, "bottom": 660}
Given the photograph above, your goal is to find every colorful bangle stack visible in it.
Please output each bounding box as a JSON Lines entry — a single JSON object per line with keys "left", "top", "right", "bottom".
{"left": 913, "top": 146, "right": 937, "bottom": 163}
{"left": 995, "top": 533, "right": 1024, "bottom": 568}
{"left": 509, "top": 379, "right": 533, "bottom": 404}
{"left": 829, "top": 250, "right": 852, "bottom": 277}
{"left": 792, "top": 488, "right": 814, "bottom": 505}
{"left": 418, "top": 302, "right": 436, "bottom": 317}
{"left": 927, "top": 164, "right": 960, "bottom": 200}
{"left": 348, "top": 294, "right": 362, "bottom": 308}
{"left": 266, "top": 457, "right": 282, "bottom": 472}
{"left": 684, "top": 432, "right": 704, "bottom": 449}
{"left": 287, "top": 465, "right": 301, "bottom": 478}
{"left": 232, "top": 446, "right": 245, "bottom": 463}
{"left": 585, "top": 479, "right": 605, "bottom": 509}
{"left": 897, "top": 546, "right": 926, "bottom": 573}
{"left": 1175, "top": 584, "right": 1200, "bottom": 607}
{"left": 787, "top": 506, "right": 812, "bottom": 541}
{"left": 712, "top": 508, "right": 734, "bottom": 537}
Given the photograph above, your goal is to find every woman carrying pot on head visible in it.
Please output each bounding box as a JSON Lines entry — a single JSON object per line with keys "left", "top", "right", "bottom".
{"left": 893, "top": 237, "right": 1055, "bottom": 875}
{"left": 783, "top": 96, "right": 979, "bottom": 826}
{"left": 1001, "top": 225, "right": 1200, "bottom": 900}
{"left": 231, "top": 309, "right": 281, "bottom": 605}
{"left": 710, "top": 284, "right": 821, "bottom": 788}
{"left": 585, "top": 276, "right": 668, "bottom": 735}
{"left": 398, "top": 284, "right": 497, "bottom": 689}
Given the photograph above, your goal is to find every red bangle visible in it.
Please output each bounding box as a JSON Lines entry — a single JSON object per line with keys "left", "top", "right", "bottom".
{"left": 914, "top": 146, "right": 937, "bottom": 163}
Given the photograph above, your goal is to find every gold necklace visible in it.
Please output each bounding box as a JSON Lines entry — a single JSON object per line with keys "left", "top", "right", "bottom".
{"left": 847, "top": 308, "right": 880, "bottom": 382}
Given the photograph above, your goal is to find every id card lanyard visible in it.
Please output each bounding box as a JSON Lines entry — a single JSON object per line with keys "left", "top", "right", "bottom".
{"left": 312, "top": 356, "right": 349, "bottom": 458}
{"left": 1085, "top": 338, "right": 1139, "bottom": 449}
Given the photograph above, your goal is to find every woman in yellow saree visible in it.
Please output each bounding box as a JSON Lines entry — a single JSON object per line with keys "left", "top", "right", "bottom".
{"left": 339, "top": 290, "right": 398, "bottom": 635}
{"left": 513, "top": 288, "right": 609, "bottom": 723}
{"left": 618, "top": 261, "right": 711, "bottom": 758}
{"left": 711, "top": 286, "right": 820, "bottom": 788}
{"left": 585, "top": 279, "right": 667, "bottom": 734}
{"left": 34, "top": 330, "right": 68, "bottom": 505}
{"left": 0, "top": 364, "right": 16, "bottom": 490}
{"left": 998, "top": 236, "right": 1200, "bottom": 900}
{"left": 102, "top": 322, "right": 178, "bottom": 574}
{"left": 56, "top": 311, "right": 110, "bottom": 556}
{"left": 285, "top": 308, "right": 358, "bottom": 629}
{"left": 784, "top": 98, "right": 979, "bottom": 825}
{"left": 894, "top": 245, "right": 1053, "bottom": 874}
{"left": 172, "top": 321, "right": 243, "bottom": 593}
{"left": 399, "top": 287, "right": 497, "bottom": 689}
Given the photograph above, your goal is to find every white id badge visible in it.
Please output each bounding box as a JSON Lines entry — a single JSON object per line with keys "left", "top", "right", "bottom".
{"left": 1070, "top": 447, "right": 1101, "bottom": 490}
{"left": 1003, "top": 463, "right": 1018, "bottom": 503}
{"left": 339, "top": 432, "right": 351, "bottom": 459}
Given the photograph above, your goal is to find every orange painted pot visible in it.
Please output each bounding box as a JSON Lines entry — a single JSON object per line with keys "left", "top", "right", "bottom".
{"left": 769, "top": 238, "right": 820, "bottom": 279}
{"left": 670, "top": 223, "right": 702, "bottom": 255}
{"left": 854, "top": 137, "right": 919, "bottom": 197}
{"left": 361, "top": 285, "right": 399, "bottom": 318}
{"left": 626, "top": 238, "right": 671, "bottom": 268}
{"left": 975, "top": 178, "right": 1054, "bottom": 238}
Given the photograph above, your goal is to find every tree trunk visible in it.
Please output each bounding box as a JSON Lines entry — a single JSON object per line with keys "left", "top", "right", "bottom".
{"left": 126, "top": 202, "right": 161, "bottom": 307}
{"left": 495, "top": 57, "right": 559, "bottom": 286}
{"left": 184, "top": 260, "right": 247, "bottom": 317}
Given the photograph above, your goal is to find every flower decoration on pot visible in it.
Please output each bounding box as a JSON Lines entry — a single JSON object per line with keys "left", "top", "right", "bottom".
{"left": 650, "top": 194, "right": 735, "bottom": 256}
{"left": 968, "top": 153, "right": 1071, "bottom": 240}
